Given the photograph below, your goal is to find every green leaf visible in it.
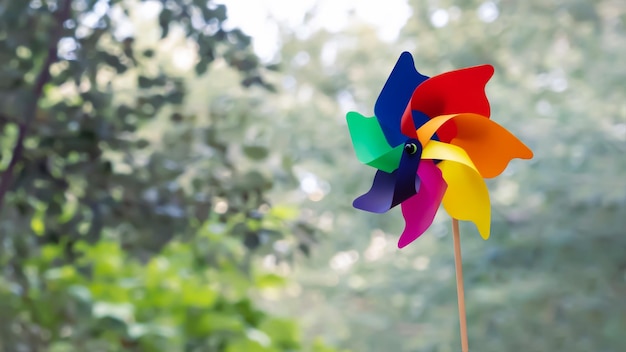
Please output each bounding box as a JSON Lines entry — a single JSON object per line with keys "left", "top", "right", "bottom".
{"left": 158, "top": 8, "right": 172, "bottom": 38}
{"left": 181, "top": 283, "right": 219, "bottom": 307}
{"left": 40, "top": 244, "right": 62, "bottom": 263}
{"left": 245, "top": 328, "right": 271, "bottom": 347}
{"left": 92, "top": 302, "right": 134, "bottom": 323}
{"left": 268, "top": 205, "right": 298, "bottom": 221}
{"left": 202, "top": 313, "right": 244, "bottom": 333}
{"left": 195, "top": 59, "right": 209, "bottom": 75}
{"left": 100, "top": 51, "right": 126, "bottom": 73}
{"left": 48, "top": 342, "right": 74, "bottom": 352}
{"left": 30, "top": 214, "right": 45, "bottom": 236}
{"left": 243, "top": 145, "right": 269, "bottom": 160}
{"left": 225, "top": 339, "right": 272, "bottom": 352}
{"left": 57, "top": 195, "right": 78, "bottom": 224}
{"left": 211, "top": 4, "right": 228, "bottom": 22}
{"left": 312, "top": 338, "right": 344, "bottom": 352}
{"left": 138, "top": 76, "right": 153, "bottom": 88}
{"left": 44, "top": 265, "right": 77, "bottom": 281}
{"left": 67, "top": 285, "right": 92, "bottom": 304}
{"left": 165, "top": 90, "right": 184, "bottom": 104}
{"left": 236, "top": 171, "right": 273, "bottom": 191}
{"left": 254, "top": 273, "right": 286, "bottom": 289}
{"left": 260, "top": 318, "right": 300, "bottom": 348}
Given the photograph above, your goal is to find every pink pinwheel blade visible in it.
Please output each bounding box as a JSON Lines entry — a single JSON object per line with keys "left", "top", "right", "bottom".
{"left": 398, "top": 160, "right": 447, "bottom": 248}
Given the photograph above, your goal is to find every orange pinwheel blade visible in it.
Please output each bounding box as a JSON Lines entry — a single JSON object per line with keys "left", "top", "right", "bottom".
{"left": 417, "top": 113, "right": 533, "bottom": 178}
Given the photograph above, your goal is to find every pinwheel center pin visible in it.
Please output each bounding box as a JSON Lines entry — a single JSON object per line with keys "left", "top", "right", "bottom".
{"left": 404, "top": 142, "right": 419, "bottom": 155}
{"left": 346, "top": 51, "right": 533, "bottom": 352}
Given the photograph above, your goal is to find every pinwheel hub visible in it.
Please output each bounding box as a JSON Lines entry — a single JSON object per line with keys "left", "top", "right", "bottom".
{"left": 404, "top": 142, "right": 419, "bottom": 155}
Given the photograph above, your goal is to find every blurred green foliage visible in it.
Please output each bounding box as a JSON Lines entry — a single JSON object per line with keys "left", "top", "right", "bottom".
{"left": 0, "top": 0, "right": 335, "bottom": 351}
{"left": 0, "top": 221, "right": 304, "bottom": 351}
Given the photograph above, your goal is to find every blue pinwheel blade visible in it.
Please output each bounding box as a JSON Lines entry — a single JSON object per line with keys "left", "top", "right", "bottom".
{"left": 374, "top": 52, "right": 429, "bottom": 147}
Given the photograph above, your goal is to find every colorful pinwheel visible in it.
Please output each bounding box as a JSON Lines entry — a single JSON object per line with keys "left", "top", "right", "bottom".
{"left": 347, "top": 52, "right": 533, "bottom": 248}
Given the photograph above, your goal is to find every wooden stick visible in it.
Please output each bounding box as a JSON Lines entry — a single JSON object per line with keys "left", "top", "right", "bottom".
{"left": 452, "top": 218, "right": 469, "bottom": 352}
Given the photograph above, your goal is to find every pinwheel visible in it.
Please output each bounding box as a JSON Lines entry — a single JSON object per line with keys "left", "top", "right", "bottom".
{"left": 346, "top": 52, "right": 533, "bottom": 351}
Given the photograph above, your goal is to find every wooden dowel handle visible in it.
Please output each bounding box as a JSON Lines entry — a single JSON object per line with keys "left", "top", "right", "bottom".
{"left": 452, "top": 218, "right": 469, "bottom": 352}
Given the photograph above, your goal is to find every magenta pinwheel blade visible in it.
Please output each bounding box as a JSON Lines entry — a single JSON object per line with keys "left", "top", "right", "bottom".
{"left": 398, "top": 160, "right": 447, "bottom": 248}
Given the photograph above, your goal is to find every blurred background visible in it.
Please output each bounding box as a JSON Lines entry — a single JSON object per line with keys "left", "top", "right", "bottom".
{"left": 0, "top": 0, "right": 625, "bottom": 351}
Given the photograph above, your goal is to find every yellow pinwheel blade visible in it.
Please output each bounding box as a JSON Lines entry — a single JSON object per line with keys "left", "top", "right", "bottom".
{"left": 417, "top": 113, "right": 533, "bottom": 178}
{"left": 423, "top": 142, "right": 491, "bottom": 239}
{"left": 422, "top": 140, "right": 477, "bottom": 169}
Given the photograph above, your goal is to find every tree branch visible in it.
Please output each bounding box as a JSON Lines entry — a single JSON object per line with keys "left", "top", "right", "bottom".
{"left": 0, "top": 0, "right": 73, "bottom": 214}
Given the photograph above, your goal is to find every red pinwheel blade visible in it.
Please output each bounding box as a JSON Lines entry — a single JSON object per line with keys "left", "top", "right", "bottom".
{"left": 401, "top": 65, "right": 495, "bottom": 141}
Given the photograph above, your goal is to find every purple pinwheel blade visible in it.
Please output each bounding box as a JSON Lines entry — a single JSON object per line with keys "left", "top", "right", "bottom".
{"left": 353, "top": 170, "right": 397, "bottom": 213}
{"left": 398, "top": 160, "right": 448, "bottom": 248}
{"left": 354, "top": 140, "right": 423, "bottom": 213}
{"left": 353, "top": 169, "right": 422, "bottom": 214}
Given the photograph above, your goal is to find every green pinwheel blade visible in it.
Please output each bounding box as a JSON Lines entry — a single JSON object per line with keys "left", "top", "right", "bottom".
{"left": 346, "top": 111, "right": 403, "bottom": 173}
